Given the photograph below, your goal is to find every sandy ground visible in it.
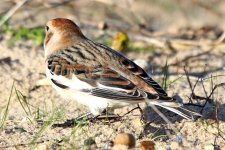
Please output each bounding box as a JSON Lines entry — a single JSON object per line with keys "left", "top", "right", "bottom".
{"left": 0, "top": 0, "right": 225, "bottom": 149}
{"left": 0, "top": 34, "right": 225, "bottom": 149}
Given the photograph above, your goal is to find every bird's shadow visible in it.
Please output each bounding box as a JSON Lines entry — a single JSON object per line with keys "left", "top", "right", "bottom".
{"left": 139, "top": 97, "right": 225, "bottom": 139}
{"left": 51, "top": 113, "right": 121, "bottom": 128}
{"left": 143, "top": 97, "right": 225, "bottom": 124}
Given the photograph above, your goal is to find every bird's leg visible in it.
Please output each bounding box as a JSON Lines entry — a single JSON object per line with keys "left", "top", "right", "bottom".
{"left": 101, "top": 106, "right": 140, "bottom": 123}
{"left": 137, "top": 104, "right": 145, "bottom": 122}
{"left": 99, "top": 108, "right": 122, "bottom": 123}
{"left": 121, "top": 105, "right": 141, "bottom": 118}
{"left": 118, "top": 104, "right": 145, "bottom": 121}
{"left": 94, "top": 108, "right": 120, "bottom": 122}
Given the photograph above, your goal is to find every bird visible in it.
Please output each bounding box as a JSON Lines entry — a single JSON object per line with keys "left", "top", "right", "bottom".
{"left": 44, "top": 18, "right": 200, "bottom": 120}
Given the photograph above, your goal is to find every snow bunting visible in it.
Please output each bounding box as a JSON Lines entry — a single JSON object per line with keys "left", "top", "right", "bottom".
{"left": 44, "top": 18, "right": 200, "bottom": 119}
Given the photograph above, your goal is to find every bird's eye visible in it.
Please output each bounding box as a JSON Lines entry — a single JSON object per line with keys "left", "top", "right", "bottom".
{"left": 46, "top": 26, "right": 49, "bottom": 31}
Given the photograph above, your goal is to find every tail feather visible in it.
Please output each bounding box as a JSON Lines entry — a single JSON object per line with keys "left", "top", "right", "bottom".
{"left": 148, "top": 100, "right": 202, "bottom": 120}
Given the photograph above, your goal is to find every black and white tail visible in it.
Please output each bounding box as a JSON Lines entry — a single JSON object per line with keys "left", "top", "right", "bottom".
{"left": 148, "top": 98, "right": 202, "bottom": 120}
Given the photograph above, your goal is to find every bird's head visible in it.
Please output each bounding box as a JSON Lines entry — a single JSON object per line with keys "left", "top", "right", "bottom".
{"left": 44, "top": 18, "right": 85, "bottom": 57}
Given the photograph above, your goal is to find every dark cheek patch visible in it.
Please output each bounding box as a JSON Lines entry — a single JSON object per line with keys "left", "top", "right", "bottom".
{"left": 51, "top": 79, "right": 69, "bottom": 89}
{"left": 45, "top": 32, "right": 53, "bottom": 46}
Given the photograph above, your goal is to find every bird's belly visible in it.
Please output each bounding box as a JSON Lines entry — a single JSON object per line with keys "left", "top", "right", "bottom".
{"left": 46, "top": 69, "right": 139, "bottom": 115}
{"left": 57, "top": 86, "right": 129, "bottom": 106}
{"left": 54, "top": 86, "right": 131, "bottom": 114}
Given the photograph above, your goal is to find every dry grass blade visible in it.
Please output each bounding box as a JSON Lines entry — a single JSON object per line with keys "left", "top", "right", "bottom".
{"left": 216, "top": 30, "right": 225, "bottom": 43}
{"left": 14, "top": 87, "right": 33, "bottom": 123}
{"left": 208, "top": 83, "right": 225, "bottom": 98}
{"left": 0, "top": 81, "right": 14, "bottom": 130}
{"left": 30, "top": 107, "right": 65, "bottom": 146}
{"left": 184, "top": 67, "right": 194, "bottom": 96}
{"left": 0, "top": 0, "right": 28, "bottom": 27}
{"left": 162, "top": 60, "right": 169, "bottom": 91}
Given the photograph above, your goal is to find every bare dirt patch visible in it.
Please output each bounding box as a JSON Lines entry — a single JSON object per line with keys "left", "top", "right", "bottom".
{"left": 0, "top": 0, "right": 225, "bottom": 149}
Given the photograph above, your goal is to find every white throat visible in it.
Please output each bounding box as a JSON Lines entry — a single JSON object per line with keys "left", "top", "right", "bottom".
{"left": 44, "top": 35, "right": 61, "bottom": 58}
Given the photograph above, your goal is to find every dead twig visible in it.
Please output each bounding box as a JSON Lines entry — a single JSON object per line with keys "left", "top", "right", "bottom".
{"left": 0, "top": 0, "right": 28, "bottom": 27}
{"left": 216, "top": 30, "right": 225, "bottom": 43}
{"left": 208, "top": 83, "right": 225, "bottom": 98}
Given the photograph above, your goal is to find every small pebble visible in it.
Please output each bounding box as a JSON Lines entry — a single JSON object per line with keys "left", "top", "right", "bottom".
{"left": 105, "top": 140, "right": 114, "bottom": 149}
{"left": 204, "top": 144, "right": 214, "bottom": 150}
{"left": 84, "top": 137, "right": 97, "bottom": 150}
{"left": 84, "top": 137, "right": 96, "bottom": 146}
{"left": 114, "top": 133, "right": 135, "bottom": 148}
{"left": 140, "top": 140, "right": 155, "bottom": 150}
{"left": 97, "top": 21, "right": 108, "bottom": 30}
{"left": 34, "top": 143, "right": 48, "bottom": 150}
